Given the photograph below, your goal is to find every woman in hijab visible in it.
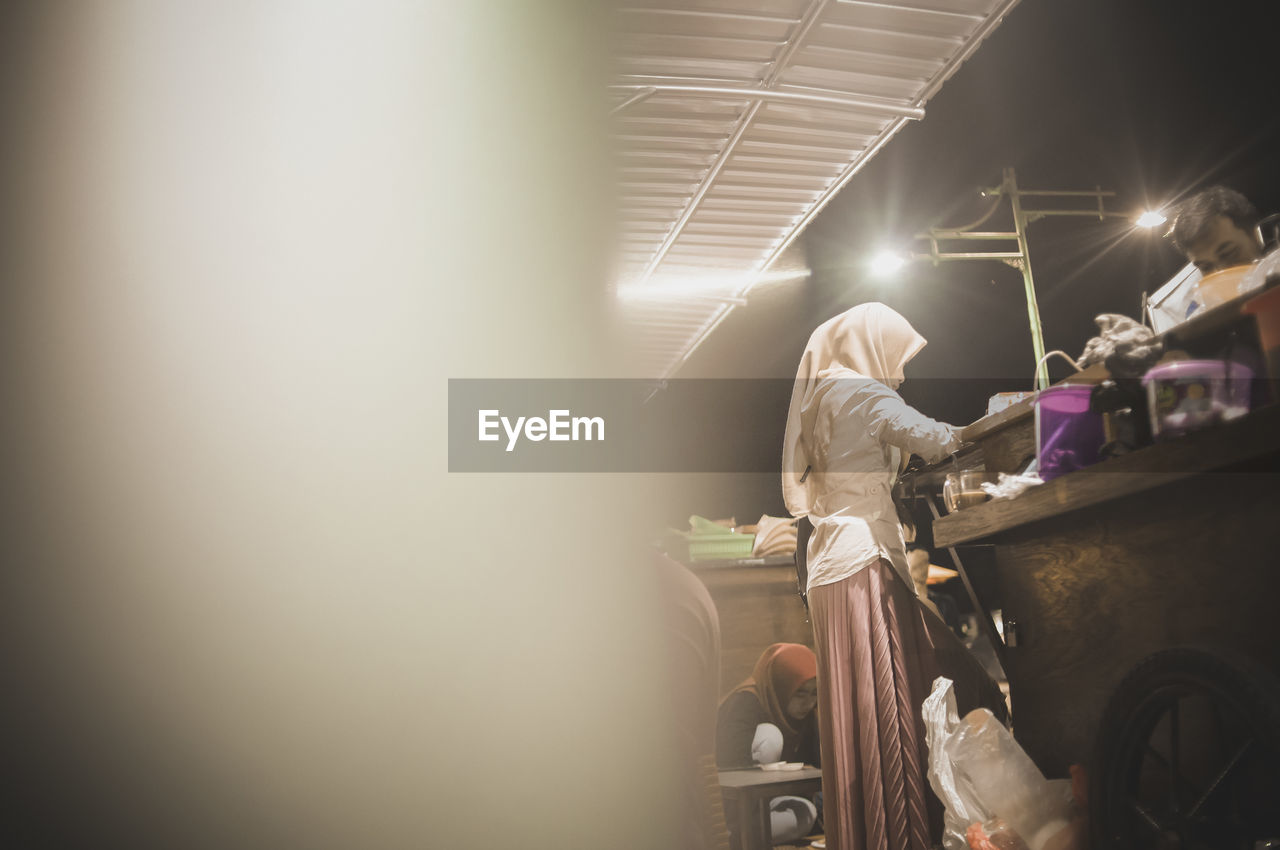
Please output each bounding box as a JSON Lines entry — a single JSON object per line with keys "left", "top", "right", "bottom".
{"left": 781, "top": 303, "right": 960, "bottom": 850}
{"left": 716, "top": 642, "right": 821, "bottom": 770}
{"left": 717, "top": 643, "right": 821, "bottom": 844}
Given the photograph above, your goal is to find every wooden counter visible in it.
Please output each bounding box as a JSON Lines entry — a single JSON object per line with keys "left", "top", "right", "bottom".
{"left": 898, "top": 292, "right": 1280, "bottom": 777}
{"left": 933, "top": 403, "right": 1280, "bottom": 548}
{"left": 905, "top": 280, "right": 1273, "bottom": 495}
{"left": 937, "top": 409, "right": 1279, "bottom": 774}
{"left": 899, "top": 396, "right": 1038, "bottom": 492}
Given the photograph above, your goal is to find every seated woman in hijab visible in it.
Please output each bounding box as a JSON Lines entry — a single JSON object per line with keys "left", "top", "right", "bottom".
{"left": 717, "top": 643, "right": 821, "bottom": 845}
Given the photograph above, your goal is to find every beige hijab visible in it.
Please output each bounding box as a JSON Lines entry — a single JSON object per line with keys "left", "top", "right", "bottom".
{"left": 781, "top": 303, "right": 927, "bottom": 517}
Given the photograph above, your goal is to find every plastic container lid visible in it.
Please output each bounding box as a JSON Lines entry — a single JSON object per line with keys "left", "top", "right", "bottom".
{"left": 1035, "top": 383, "right": 1093, "bottom": 412}
{"left": 1140, "top": 359, "right": 1253, "bottom": 386}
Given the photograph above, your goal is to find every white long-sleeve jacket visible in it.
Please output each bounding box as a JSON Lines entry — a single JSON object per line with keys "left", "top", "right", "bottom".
{"left": 803, "top": 375, "right": 959, "bottom": 592}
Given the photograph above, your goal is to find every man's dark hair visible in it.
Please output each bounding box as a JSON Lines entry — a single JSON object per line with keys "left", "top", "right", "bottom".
{"left": 1169, "top": 185, "right": 1259, "bottom": 252}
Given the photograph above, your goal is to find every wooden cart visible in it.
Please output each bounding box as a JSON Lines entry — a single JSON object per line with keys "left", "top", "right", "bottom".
{"left": 898, "top": 291, "right": 1280, "bottom": 848}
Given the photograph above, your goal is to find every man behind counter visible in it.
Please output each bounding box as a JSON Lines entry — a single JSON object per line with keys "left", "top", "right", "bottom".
{"left": 1168, "top": 185, "right": 1264, "bottom": 274}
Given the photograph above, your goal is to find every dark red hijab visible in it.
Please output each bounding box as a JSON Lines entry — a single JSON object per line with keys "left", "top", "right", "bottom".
{"left": 725, "top": 643, "right": 818, "bottom": 741}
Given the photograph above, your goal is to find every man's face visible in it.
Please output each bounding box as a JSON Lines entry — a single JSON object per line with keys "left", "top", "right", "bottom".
{"left": 1186, "top": 215, "right": 1262, "bottom": 275}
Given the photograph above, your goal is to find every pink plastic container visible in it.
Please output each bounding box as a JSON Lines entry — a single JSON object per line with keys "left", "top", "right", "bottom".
{"left": 1035, "top": 384, "right": 1104, "bottom": 481}
{"left": 1140, "top": 360, "right": 1253, "bottom": 440}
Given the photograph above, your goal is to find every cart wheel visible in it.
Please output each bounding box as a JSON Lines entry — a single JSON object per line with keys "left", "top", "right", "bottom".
{"left": 1091, "top": 647, "right": 1280, "bottom": 850}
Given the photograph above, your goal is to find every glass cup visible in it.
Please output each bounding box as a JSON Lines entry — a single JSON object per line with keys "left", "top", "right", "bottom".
{"left": 943, "top": 470, "right": 996, "bottom": 512}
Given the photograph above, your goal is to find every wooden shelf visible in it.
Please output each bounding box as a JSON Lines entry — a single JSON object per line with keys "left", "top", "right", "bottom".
{"left": 932, "top": 403, "right": 1280, "bottom": 548}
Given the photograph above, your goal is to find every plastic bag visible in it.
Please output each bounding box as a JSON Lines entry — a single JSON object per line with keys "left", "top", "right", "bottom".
{"left": 1237, "top": 247, "right": 1280, "bottom": 297}
{"left": 1076, "top": 313, "right": 1162, "bottom": 378}
{"left": 979, "top": 458, "right": 1042, "bottom": 502}
{"left": 980, "top": 472, "right": 1042, "bottom": 501}
{"left": 923, "top": 677, "right": 993, "bottom": 850}
{"left": 924, "top": 678, "right": 1080, "bottom": 850}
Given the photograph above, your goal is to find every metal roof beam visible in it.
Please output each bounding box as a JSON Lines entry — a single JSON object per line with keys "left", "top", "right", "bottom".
{"left": 608, "top": 83, "right": 925, "bottom": 119}
{"left": 617, "top": 8, "right": 801, "bottom": 26}
{"left": 917, "top": 0, "right": 1021, "bottom": 101}
{"left": 611, "top": 87, "right": 657, "bottom": 114}
{"left": 833, "top": 0, "right": 985, "bottom": 22}
{"left": 636, "top": 0, "right": 836, "bottom": 283}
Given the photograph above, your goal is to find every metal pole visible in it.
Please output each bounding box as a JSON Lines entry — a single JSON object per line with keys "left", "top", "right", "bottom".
{"left": 924, "top": 496, "right": 1009, "bottom": 676}
{"left": 1005, "top": 168, "right": 1050, "bottom": 389}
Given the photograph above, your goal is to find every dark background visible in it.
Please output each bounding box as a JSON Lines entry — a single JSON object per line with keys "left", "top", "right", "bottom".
{"left": 652, "top": 0, "right": 1280, "bottom": 526}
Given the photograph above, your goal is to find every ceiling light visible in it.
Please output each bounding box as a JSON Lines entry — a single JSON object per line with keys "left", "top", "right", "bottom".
{"left": 869, "top": 250, "right": 907, "bottom": 277}
{"left": 1135, "top": 210, "right": 1167, "bottom": 228}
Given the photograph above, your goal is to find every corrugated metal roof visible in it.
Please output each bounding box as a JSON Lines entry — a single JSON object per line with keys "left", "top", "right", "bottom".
{"left": 612, "top": 0, "right": 1021, "bottom": 377}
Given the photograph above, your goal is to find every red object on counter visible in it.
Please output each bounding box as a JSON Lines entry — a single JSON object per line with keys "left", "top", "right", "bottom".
{"left": 1242, "top": 283, "right": 1280, "bottom": 382}
{"left": 965, "top": 820, "right": 1027, "bottom": 850}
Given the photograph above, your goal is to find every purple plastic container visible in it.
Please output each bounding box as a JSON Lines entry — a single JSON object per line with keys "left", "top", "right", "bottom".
{"left": 1141, "top": 359, "right": 1253, "bottom": 440}
{"left": 1035, "top": 384, "right": 1105, "bottom": 481}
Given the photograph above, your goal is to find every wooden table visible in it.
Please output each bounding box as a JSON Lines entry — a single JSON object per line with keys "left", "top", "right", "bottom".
{"left": 719, "top": 767, "right": 822, "bottom": 850}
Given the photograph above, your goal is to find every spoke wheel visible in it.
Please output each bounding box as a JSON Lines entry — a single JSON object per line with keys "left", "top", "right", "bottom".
{"left": 1091, "top": 648, "right": 1280, "bottom": 850}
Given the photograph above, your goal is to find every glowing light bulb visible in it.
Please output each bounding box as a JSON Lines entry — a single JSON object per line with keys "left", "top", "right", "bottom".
{"left": 869, "top": 250, "right": 907, "bottom": 277}
{"left": 1135, "top": 210, "right": 1167, "bottom": 228}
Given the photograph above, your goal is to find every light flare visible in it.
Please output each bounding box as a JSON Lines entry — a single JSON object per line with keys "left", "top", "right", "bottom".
{"left": 1135, "top": 210, "right": 1167, "bottom": 228}
{"left": 869, "top": 250, "right": 908, "bottom": 277}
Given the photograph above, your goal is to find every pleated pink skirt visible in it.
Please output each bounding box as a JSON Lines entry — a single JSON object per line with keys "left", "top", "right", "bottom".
{"left": 809, "top": 559, "right": 941, "bottom": 850}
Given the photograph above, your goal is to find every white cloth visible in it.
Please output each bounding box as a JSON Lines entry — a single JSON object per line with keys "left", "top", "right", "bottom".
{"left": 751, "top": 722, "right": 784, "bottom": 765}
{"left": 781, "top": 303, "right": 960, "bottom": 591}
{"left": 768, "top": 796, "right": 818, "bottom": 845}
